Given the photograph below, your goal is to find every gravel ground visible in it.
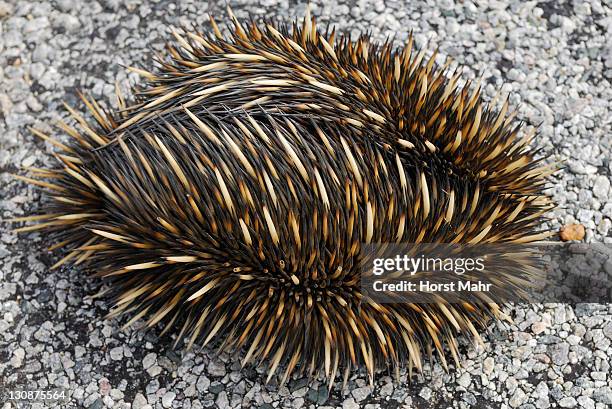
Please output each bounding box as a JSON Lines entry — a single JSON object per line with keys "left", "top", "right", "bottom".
{"left": 1, "top": 0, "right": 612, "bottom": 408}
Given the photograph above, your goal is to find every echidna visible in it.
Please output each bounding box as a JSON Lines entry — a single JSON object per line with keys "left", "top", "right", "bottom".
{"left": 14, "top": 8, "right": 554, "bottom": 387}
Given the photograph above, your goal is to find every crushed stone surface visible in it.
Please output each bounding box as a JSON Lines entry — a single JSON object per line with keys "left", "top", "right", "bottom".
{"left": 1, "top": 0, "right": 611, "bottom": 408}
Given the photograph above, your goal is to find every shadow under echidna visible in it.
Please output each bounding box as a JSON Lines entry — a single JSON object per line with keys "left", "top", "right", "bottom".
{"left": 14, "top": 8, "right": 555, "bottom": 388}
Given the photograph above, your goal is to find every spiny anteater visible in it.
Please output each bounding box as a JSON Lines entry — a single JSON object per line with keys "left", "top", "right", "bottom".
{"left": 14, "top": 8, "right": 554, "bottom": 387}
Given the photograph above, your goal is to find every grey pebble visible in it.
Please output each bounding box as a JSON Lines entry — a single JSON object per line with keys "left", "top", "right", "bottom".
{"left": 342, "top": 398, "right": 359, "bottom": 409}
{"left": 215, "top": 391, "right": 228, "bottom": 408}
{"left": 88, "top": 398, "right": 103, "bottom": 409}
{"left": 509, "top": 388, "right": 527, "bottom": 408}
{"left": 53, "top": 13, "right": 81, "bottom": 33}
{"left": 456, "top": 372, "right": 471, "bottom": 388}
{"left": 593, "top": 387, "right": 612, "bottom": 404}
{"left": 0, "top": 1, "right": 13, "bottom": 18}
{"left": 109, "top": 346, "right": 123, "bottom": 361}
{"left": 559, "top": 396, "right": 577, "bottom": 408}
{"left": 162, "top": 391, "right": 176, "bottom": 408}
{"left": 592, "top": 175, "right": 611, "bottom": 199}
{"left": 419, "top": 386, "right": 432, "bottom": 400}
{"left": 207, "top": 359, "right": 226, "bottom": 377}
{"left": 196, "top": 375, "right": 211, "bottom": 393}
{"left": 577, "top": 396, "right": 595, "bottom": 409}
{"left": 569, "top": 163, "right": 598, "bottom": 175}
{"left": 550, "top": 342, "right": 570, "bottom": 366}
{"left": 146, "top": 365, "right": 161, "bottom": 377}
{"left": 55, "top": 0, "right": 75, "bottom": 12}
{"left": 351, "top": 386, "right": 371, "bottom": 402}
{"left": 142, "top": 352, "right": 156, "bottom": 369}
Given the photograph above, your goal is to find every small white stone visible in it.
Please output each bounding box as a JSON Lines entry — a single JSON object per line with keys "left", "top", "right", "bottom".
{"left": 11, "top": 347, "right": 25, "bottom": 367}
{"left": 196, "top": 375, "right": 210, "bottom": 392}
{"left": 577, "top": 396, "right": 595, "bottom": 409}
{"left": 532, "top": 321, "right": 548, "bottom": 335}
{"left": 351, "top": 386, "right": 371, "bottom": 402}
{"left": 109, "top": 346, "right": 123, "bottom": 361}
{"left": 75, "top": 346, "right": 86, "bottom": 359}
{"left": 21, "top": 156, "right": 36, "bottom": 167}
{"left": 207, "top": 359, "right": 226, "bottom": 377}
{"left": 597, "top": 218, "right": 611, "bottom": 236}
{"left": 146, "top": 365, "right": 162, "bottom": 377}
{"left": 419, "top": 386, "right": 432, "bottom": 400}
{"left": 161, "top": 391, "right": 175, "bottom": 408}
{"left": 593, "top": 175, "right": 611, "bottom": 199}
{"left": 215, "top": 391, "right": 228, "bottom": 408}
{"left": 483, "top": 357, "right": 495, "bottom": 375}
{"left": 342, "top": 398, "right": 359, "bottom": 409}
{"left": 509, "top": 388, "right": 527, "bottom": 408}
{"left": 559, "top": 396, "right": 577, "bottom": 408}
{"left": 0, "top": 1, "right": 13, "bottom": 18}
{"left": 142, "top": 352, "right": 156, "bottom": 369}
{"left": 457, "top": 372, "right": 471, "bottom": 388}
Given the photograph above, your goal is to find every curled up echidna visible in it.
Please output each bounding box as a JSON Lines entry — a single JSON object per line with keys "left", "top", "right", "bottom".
{"left": 14, "top": 8, "right": 554, "bottom": 386}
